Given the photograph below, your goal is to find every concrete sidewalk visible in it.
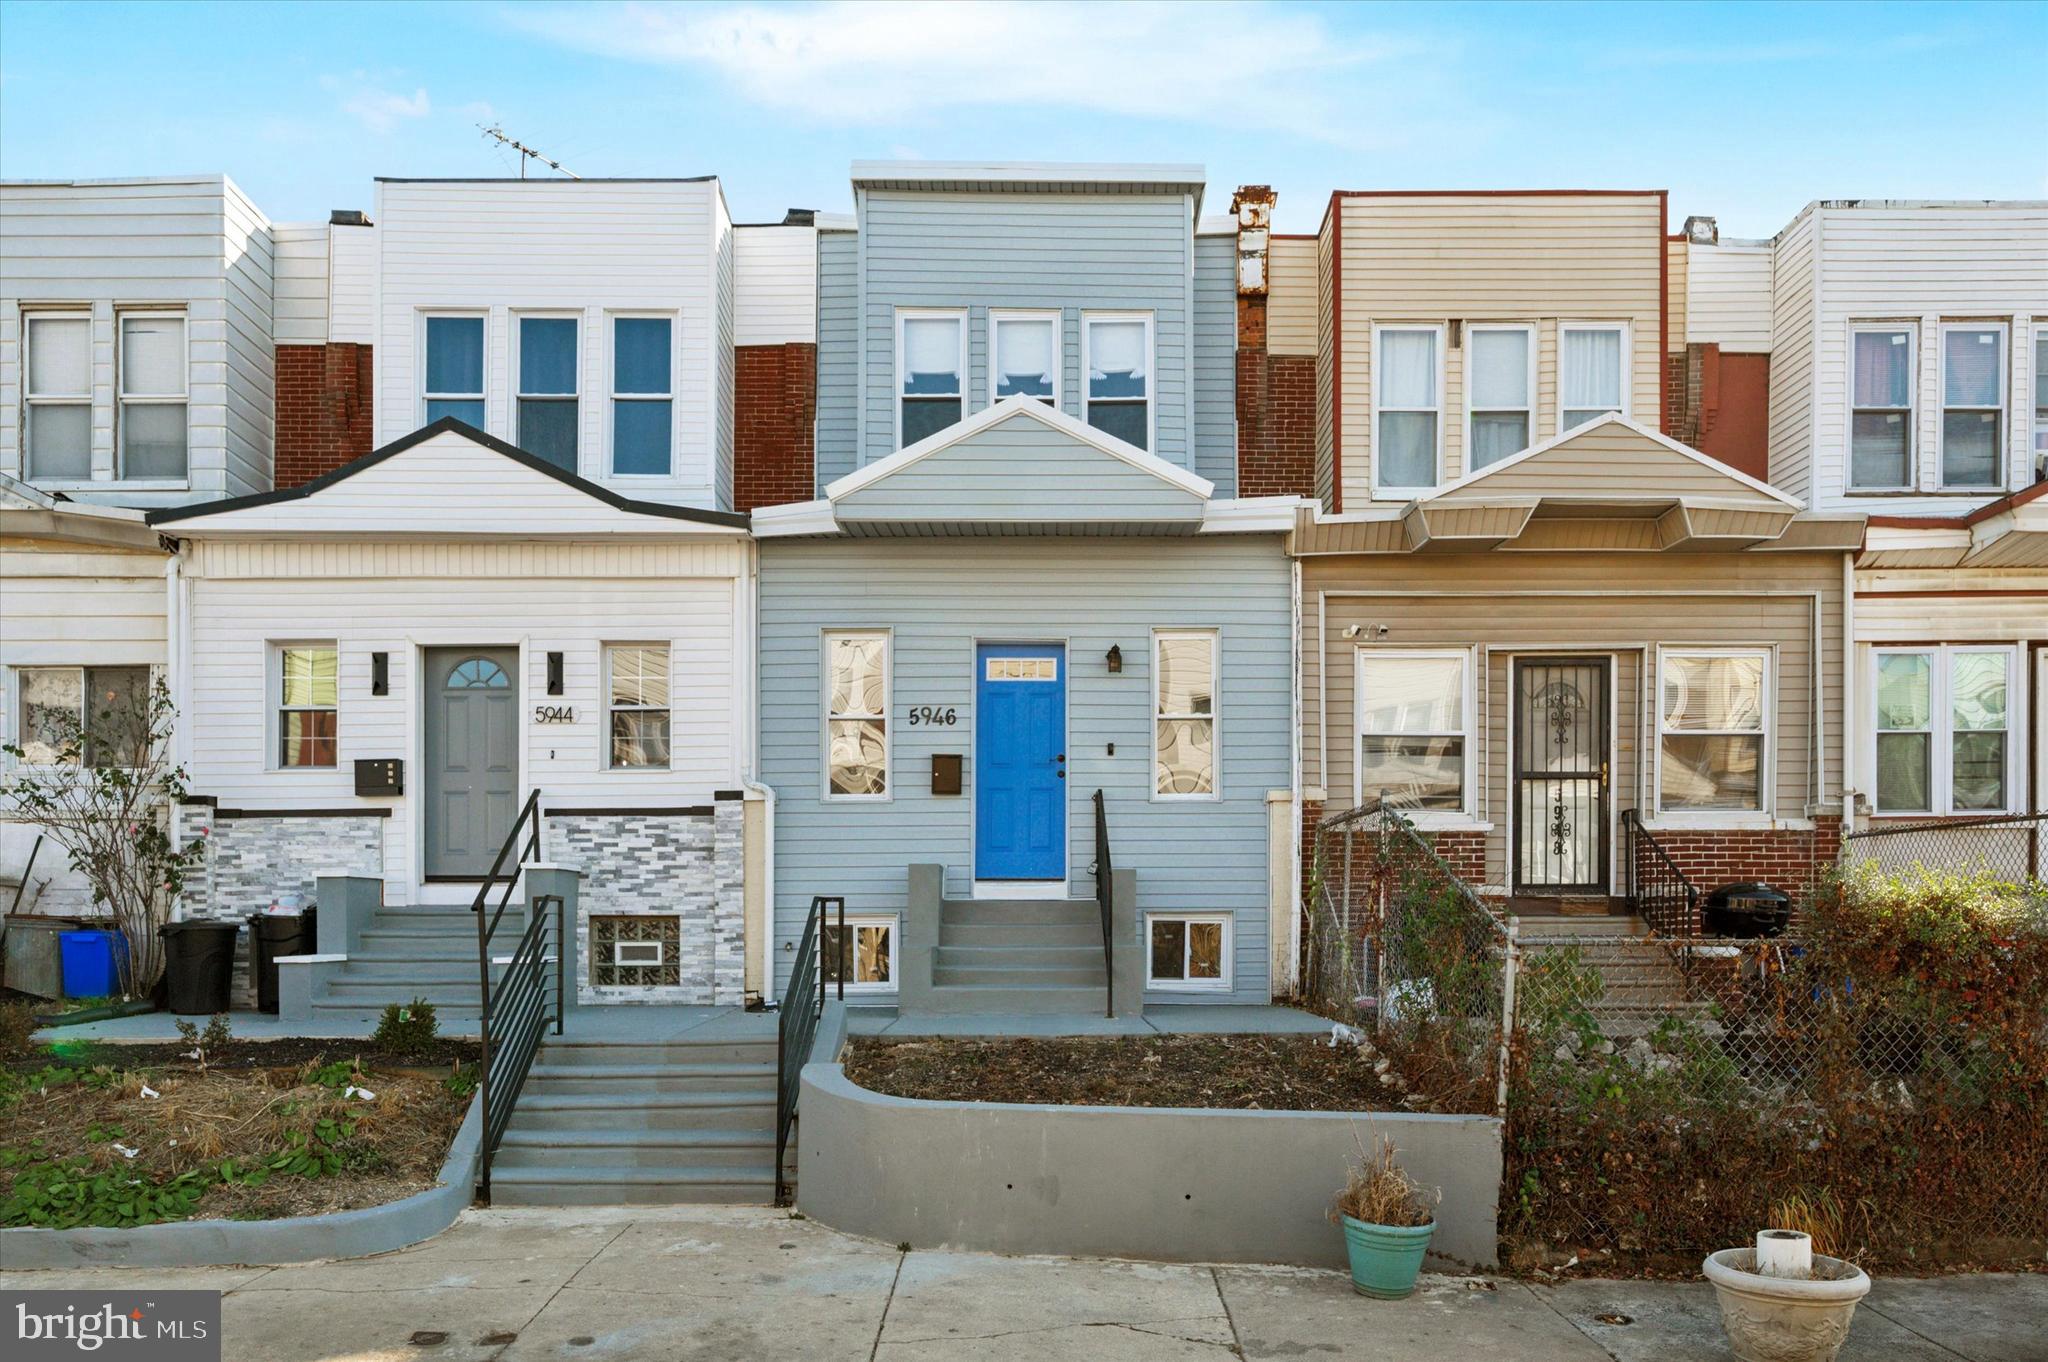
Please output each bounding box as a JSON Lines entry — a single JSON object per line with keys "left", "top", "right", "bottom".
{"left": 3, "top": 1206, "right": 2040, "bottom": 1361}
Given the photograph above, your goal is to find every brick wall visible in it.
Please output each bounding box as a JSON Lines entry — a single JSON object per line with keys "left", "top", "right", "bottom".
{"left": 1665, "top": 343, "right": 1771, "bottom": 482}
{"left": 734, "top": 341, "right": 818, "bottom": 511}
{"left": 1236, "top": 296, "right": 1317, "bottom": 499}
{"left": 1644, "top": 815, "right": 1844, "bottom": 905}
{"left": 275, "top": 343, "right": 374, "bottom": 489}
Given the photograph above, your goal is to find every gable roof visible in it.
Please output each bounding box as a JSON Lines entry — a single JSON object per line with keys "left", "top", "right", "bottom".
{"left": 147, "top": 419, "right": 748, "bottom": 533}
{"left": 1423, "top": 413, "right": 1801, "bottom": 511}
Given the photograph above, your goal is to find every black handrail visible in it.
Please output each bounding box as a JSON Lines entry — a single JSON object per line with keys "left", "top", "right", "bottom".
{"left": 473, "top": 788, "right": 543, "bottom": 1201}
{"left": 479, "top": 891, "right": 565, "bottom": 1200}
{"left": 1623, "top": 809, "right": 1700, "bottom": 970}
{"left": 775, "top": 894, "right": 841, "bottom": 1206}
{"left": 1091, "top": 790, "right": 1114, "bottom": 1019}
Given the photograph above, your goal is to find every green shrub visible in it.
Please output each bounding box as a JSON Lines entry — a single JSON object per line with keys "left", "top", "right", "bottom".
{"left": 372, "top": 999, "right": 439, "bottom": 1057}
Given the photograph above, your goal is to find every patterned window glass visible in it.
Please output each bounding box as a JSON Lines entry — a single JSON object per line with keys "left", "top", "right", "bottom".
{"left": 827, "top": 634, "right": 889, "bottom": 796}
{"left": 607, "top": 645, "right": 671, "bottom": 769}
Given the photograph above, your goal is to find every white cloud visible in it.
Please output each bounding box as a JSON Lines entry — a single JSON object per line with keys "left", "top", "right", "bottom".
{"left": 322, "top": 73, "right": 432, "bottom": 133}
{"left": 505, "top": 0, "right": 1438, "bottom": 149}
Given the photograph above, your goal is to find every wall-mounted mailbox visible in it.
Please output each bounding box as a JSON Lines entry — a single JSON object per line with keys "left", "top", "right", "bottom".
{"left": 547, "top": 651, "right": 565, "bottom": 696}
{"left": 354, "top": 759, "right": 404, "bottom": 797}
{"left": 370, "top": 652, "right": 389, "bottom": 696}
{"left": 931, "top": 753, "right": 962, "bottom": 796}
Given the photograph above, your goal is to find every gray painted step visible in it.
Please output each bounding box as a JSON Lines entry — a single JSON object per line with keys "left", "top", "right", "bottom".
{"left": 510, "top": 1091, "right": 775, "bottom": 1134}
{"left": 913, "top": 983, "right": 1110, "bottom": 1015}
{"left": 935, "top": 945, "right": 1104, "bottom": 970}
{"left": 937, "top": 920, "right": 1103, "bottom": 948}
{"left": 932, "top": 964, "right": 1105, "bottom": 988}
{"left": 940, "top": 899, "right": 1102, "bottom": 928}
{"left": 486, "top": 1165, "right": 774, "bottom": 1206}
{"left": 494, "top": 1130, "right": 773, "bottom": 1170}
{"left": 536, "top": 1038, "right": 779, "bottom": 1066}
{"left": 522, "top": 1062, "right": 775, "bottom": 1096}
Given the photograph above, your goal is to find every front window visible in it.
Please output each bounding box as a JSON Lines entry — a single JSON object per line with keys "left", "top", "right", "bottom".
{"left": 899, "top": 312, "right": 964, "bottom": 447}
{"left": 1148, "top": 914, "right": 1230, "bottom": 990}
{"left": 1467, "top": 325, "right": 1533, "bottom": 469}
{"left": 606, "top": 645, "right": 671, "bottom": 769}
{"left": 1356, "top": 651, "right": 1468, "bottom": 813}
{"left": 1084, "top": 314, "right": 1151, "bottom": 451}
{"left": 15, "top": 666, "right": 149, "bottom": 767}
{"left": 518, "top": 316, "right": 579, "bottom": 472}
{"left": 23, "top": 312, "right": 91, "bottom": 481}
{"left": 823, "top": 916, "right": 896, "bottom": 992}
{"left": 1940, "top": 325, "right": 2005, "bottom": 489}
{"left": 423, "top": 315, "right": 485, "bottom": 427}
{"left": 278, "top": 646, "right": 338, "bottom": 768}
{"left": 1659, "top": 651, "right": 1767, "bottom": 812}
{"left": 1560, "top": 323, "right": 1627, "bottom": 432}
{"left": 991, "top": 311, "right": 1059, "bottom": 406}
{"left": 1374, "top": 326, "right": 1440, "bottom": 490}
{"left": 1849, "top": 327, "right": 1915, "bottom": 490}
{"left": 611, "top": 317, "right": 673, "bottom": 475}
{"left": 118, "top": 313, "right": 187, "bottom": 480}
{"left": 1154, "top": 632, "right": 1217, "bottom": 797}
{"left": 826, "top": 633, "right": 889, "bottom": 798}
{"left": 1874, "top": 647, "right": 2016, "bottom": 814}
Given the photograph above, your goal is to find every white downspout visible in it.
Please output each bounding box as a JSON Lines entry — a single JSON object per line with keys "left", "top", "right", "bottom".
{"left": 1841, "top": 551, "right": 1857, "bottom": 832}
{"left": 738, "top": 535, "right": 778, "bottom": 1003}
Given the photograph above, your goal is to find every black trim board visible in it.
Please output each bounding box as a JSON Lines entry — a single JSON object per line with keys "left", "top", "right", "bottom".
{"left": 146, "top": 418, "right": 750, "bottom": 529}
{"left": 542, "top": 805, "right": 715, "bottom": 819}
{"left": 213, "top": 806, "right": 392, "bottom": 820}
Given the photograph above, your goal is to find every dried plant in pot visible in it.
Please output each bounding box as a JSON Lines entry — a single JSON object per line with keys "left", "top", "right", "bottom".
{"left": 1330, "top": 1134, "right": 1439, "bottom": 1299}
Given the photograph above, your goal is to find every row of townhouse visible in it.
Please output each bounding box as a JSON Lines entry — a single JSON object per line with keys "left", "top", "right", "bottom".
{"left": 2, "top": 168, "right": 2043, "bottom": 1022}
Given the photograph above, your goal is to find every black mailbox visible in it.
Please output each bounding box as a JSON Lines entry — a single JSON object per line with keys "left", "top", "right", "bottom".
{"left": 354, "top": 759, "right": 403, "bottom": 796}
{"left": 931, "top": 753, "right": 962, "bottom": 796}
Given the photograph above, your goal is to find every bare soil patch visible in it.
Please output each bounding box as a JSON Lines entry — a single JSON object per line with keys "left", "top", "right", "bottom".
{"left": 844, "top": 1034, "right": 1414, "bottom": 1111}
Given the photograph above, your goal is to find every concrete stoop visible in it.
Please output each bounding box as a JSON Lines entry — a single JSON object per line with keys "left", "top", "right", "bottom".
{"left": 918, "top": 896, "right": 1112, "bottom": 1014}
{"left": 305, "top": 904, "right": 501, "bottom": 1025}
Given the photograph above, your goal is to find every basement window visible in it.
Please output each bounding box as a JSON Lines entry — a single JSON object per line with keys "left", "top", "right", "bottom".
{"left": 591, "top": 915, "right": 682, "bottom": 987}
{"left": 1147, "top": 914, "right": 1230, "bottom": 990}
{"left": 822, "top": 916, "right": 896, "bottom": 993}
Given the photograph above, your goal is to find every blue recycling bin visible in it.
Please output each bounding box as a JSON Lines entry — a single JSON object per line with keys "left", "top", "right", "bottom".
{"left": 59, "top": 929, "right": 128, "bottom": 998}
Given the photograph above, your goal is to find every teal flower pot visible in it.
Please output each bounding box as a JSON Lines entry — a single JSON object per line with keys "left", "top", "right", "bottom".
{"left": 1340, "top": 1215, "right": 1435, "bottom": 1299}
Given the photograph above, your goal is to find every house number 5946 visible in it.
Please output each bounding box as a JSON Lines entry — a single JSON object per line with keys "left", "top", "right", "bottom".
{"left": 906, "top": 706, "right": 957, "bottom": 727}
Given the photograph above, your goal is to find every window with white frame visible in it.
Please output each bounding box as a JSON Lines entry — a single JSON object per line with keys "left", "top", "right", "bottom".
{"left": 1873, "top": 646, "right": 2018, "bottom": 815}
{"left": 1084, "top": 313, "right": 1151, "bottom": 451}
{"left": 117, "top": 312, "right": 187, "bottom": 480}
{"left": 1467, "top": 325, "right": 1533, "bottom": 469}
{"left": 14, "top": 666, "right": 150, "bottom": 767}
{"left": 517, "top": 315, "right": 579, "bottom": 472}
{"left": 23, "top": 312, "right": 92, "bottom": 481}
{"left": 898, "top": 311, "right": 964, "bottom": 447}
{"left": 1154, "top": 631, "right": 1217, "bottom": 797}
{"left": 1356, "top": 651, "right": 1469, "bottom": 813}
{"left": 1659, "top": 650, "right": 1768, "bottom": 813}
{"left": 1560, "top": 323, "right": 1627, "bottom": 432}
{"left": 1374, "top": 325, "right": 1440, "bottom": 490}
{"left": 1940, "top": 324, "right": 2005, "bottom": 489}
{"left": 825, "top": 633, "right": 889, "bottom": 798}
{"left": 277, "top": 646, "right": 338, "bottom": 769}
{"left": 611, "top": 316, "right": 673, "bottom": 476}
{"left": 423, "top": 315, "right": 485, "bottom": 428}
{"left": 1849, "top": 326, "right": 1915, "bottom": 490}
{"left": 1147, "top": 914, "right": 1230, "bottom": 990}
{"left": 822, "top": 915, "right": 896, "bottom": 992}
{"left": 606, "top": 645, "right": 671, "bottom": 769}
{"left": 2034, "top": 326, "right": 2048, "bottom": 483}
{"left": 991, "top": 311, "right": 1059, "bottom": 406}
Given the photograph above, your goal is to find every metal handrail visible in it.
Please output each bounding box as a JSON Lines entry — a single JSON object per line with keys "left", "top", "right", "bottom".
{"left": 472, "top": 788, "right": 543, "bottom": 1201}
{"left": 478, "top": 891, "right": 564, "bottom": 1200}
{"left": 1622, "top": 809, "right": 1700, "bottom": 969}
{"left": 1092, "top": 789, "right": 1114, "bottom": 1020}
{"left": 775, "top": 894, "right": 841, "bottom": 1206}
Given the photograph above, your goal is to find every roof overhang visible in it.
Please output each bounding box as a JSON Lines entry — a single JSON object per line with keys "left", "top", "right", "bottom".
{"left": 851, "top": 161, "right": 1206, "bottom": 207}
{"left": 0, "top": 474, "right": 168, "bottom": 553}
{"left": 1860, "top": 486, "right": 2048, "bottom": 569}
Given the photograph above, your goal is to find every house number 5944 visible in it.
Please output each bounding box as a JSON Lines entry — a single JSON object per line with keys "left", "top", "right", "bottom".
{"left": 535, "top": 705, "right": 576, "bottom": 724}
{"left": 906, "top": 706, "right": 957, "bottom": 727}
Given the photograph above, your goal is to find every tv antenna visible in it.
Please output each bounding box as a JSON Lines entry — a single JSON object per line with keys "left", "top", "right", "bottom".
{"left": 478, "top": 124, "right": 580, "bottom": 179}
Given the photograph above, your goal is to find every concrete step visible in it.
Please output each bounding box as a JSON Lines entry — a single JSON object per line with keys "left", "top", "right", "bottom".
{"left": 912, "top": 983, "right": 1109, "bottom": 1015}
{"left": 522, "top": 1062, "right": 776, "bottom": 1096}
{"left": 934, "top": 944, "right": 1104, "bottom": 970}
{"left": 493, "top": 1129, "right": 774, "bottom": 1171}
{"left": 932, "top": 963, "right": 1105, "bottom": 988}
{"left": 537, "top": 1038, "right": 779, "bottom": 1067}
{"left": 334, "top": 955, "right": 514, "bottom": 980}
{"left": 511, "top": 1091, "right": 776, "bottom": 1133}
{"left": 939, "top": 899, "right": 1102, "bottom": 928}
{"left": 938, "top": 920, "right": 1104, "bottom": 948}
{"left": 325, "top": 974, "right": 491, "bottom": 995}
{"left": 486, "top": 1164, "right": 775, "bottom": 1206}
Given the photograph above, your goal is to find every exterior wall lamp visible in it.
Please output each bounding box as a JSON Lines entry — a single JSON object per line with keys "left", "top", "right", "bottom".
{"left": 1105, "top": 645, "right": 1123, "bottom": 674}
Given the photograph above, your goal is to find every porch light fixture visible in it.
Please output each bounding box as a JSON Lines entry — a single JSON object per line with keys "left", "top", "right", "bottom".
{"left": 1106, "top": 645, "right": 1123, "bottom": 674}
{"left": 370, "top": 652, "right": 389, "bottom": 696}
{"left": 547, "top": 651, "right": 565, "bottom": 696}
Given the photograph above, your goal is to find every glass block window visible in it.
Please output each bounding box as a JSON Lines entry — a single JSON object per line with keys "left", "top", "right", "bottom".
{"left": 591, "top": 914, "right": 682, "bottom": 987}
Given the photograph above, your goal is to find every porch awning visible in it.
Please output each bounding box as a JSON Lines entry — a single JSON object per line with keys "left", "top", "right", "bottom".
{"left": 1859, "top": 482, "right": 2048, "bottom": 569}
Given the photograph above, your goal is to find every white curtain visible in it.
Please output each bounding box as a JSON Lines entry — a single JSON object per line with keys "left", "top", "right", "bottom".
{"left": 1562, "top": 328, "right": 1623, "bottom": 410}
{"left": 1944, "top": 329, "right": 2001, "bottom": 406}
{"left": 1468, "top": 329, "right": 1528, "bottom": 408}
{"left": 1359, "top": 655, "right": 1464, "bottom": 735}
{"left": 1089, "top": 320, "right": 1146, "bottom": 382}
{"left": 902, "top": 317, "right": 960, "bottom": 390}
{"left": 997, "top": 319, "right": 1055, "bottom": 391}
{"left": 28, "top": 316, "right": 90, "bottom": 396}
{"left": 1378, "top": 329, "right": 1436, "bottom": 408}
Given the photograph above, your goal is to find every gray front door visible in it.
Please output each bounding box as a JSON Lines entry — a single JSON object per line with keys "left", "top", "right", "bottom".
{"left": 424, "top": 647, "right": 519, "bottom": 879}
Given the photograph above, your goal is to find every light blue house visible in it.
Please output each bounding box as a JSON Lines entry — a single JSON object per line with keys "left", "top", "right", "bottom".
{"left": 753, "top": 164, "right": 1296, "bottom": 1015}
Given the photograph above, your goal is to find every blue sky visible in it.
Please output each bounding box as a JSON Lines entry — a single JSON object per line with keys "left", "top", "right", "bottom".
{"left": 2, "top": 0, "right": 2043, "bottom": 236}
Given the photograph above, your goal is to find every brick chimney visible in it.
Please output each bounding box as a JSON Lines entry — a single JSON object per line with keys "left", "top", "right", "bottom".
{"left": 275, "top": 210, "right": 375, "bottom": 490}
{"left": 732, "top": 212, "right": 820, "bottom": 512}
{"left": 1232, "top": 186, "right": 1315, "bottom": 500}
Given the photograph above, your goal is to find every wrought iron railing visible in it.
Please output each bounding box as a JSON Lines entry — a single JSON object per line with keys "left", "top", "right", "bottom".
{"left": 472, "top": 788, "right": 544, "bottom": 1202}
{"left": 1841, "top": 811, "right": 2045, "bottom": 887}
{"left": 1091, "top": 789, "right": 1114, "bottom": 1020}
{"left": 478, "top": 891, "right": 564, "bottom": 1200}
{"left": 775, "top": 894, "right": 841, "bottom": 1206}
{"left": 1622, "top": 809, "right": 1701, "bottom": 968}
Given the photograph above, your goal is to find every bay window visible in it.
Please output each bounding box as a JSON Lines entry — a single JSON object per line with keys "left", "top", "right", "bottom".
{"left": 1467, "top": 325, "right": 1533, "bottom": 469}
{"left": 1560, "top": 323, "right": 1627, "bottom": 432}
{"left": 898, "top": 311, "right": 964, "bottom": 447}
{"left": 517, "top": 315, "right": 579, "bottom": 472}
{"left": 1084, "top": 314, "right": 1151, "bottom": 450}
{"left": 23, "top": 313, "right": 91, "bottom": 481}
{"left": 1849, "top": 326, "right": 1914, "bottom": 490}
{"left": 1939, "top": 325, "right": 2005, "bottom": 489}
{"left": 611, "top": 316, "right": 673, "bottom": 476}
{"left": 423, "top": 315, "right": 485, "bottom": 427}
{"left": 1659, "top": 650, "right": 1768, "bottom": 813}
{"left": 825, "top": 632, "right": 889, "bottom": 798}
{"left": 1874, "top": 647, "right": 2018, "bottom": 815}
{"left": 991, "top": 311, "right": 1059, "bottom": 406}
{"left": 1154, "top": 631, "right": 1217, "bottom": 798}
{"left": 1374, "top": 325, "right": 1441, "bottom": 490}
{"left": 1356, "top": 650, "right": 1469, "bottom": 814}
{"left": 118, "top": 313, "right": 187, "bottom": 479}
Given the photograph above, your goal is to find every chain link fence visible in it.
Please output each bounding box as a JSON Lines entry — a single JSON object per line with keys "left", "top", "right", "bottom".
{"left": 1840, "top": 811, "right": 2044, "bottom": 888}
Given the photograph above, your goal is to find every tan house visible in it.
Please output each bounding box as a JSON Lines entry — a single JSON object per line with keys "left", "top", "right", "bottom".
{"left": 1258, "top": 189, "right": 1866, "bottom": 911}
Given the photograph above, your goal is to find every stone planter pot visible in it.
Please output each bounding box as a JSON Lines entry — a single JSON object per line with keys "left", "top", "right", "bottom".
{"left": 1339, "top": 1215, "right": 1434, "bottom": 1299}
{"left": 1703, "top": 1245, "right": 1871, "bottom": 1362}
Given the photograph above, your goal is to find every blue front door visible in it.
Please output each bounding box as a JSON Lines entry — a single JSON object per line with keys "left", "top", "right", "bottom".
{"left": 975, "top": 644, "right": 1067, "bottom": 880}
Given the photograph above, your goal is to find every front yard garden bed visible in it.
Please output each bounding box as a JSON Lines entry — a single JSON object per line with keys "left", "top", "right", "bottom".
{"left": 844, "top": 1033, "right": 1417, "bottom": 1111}
{"left": 2, "top": 1031, "right": 477, "bottom": 1229}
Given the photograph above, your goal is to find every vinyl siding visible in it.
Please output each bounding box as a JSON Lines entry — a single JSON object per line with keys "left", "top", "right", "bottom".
{"left": 1315, "top": 224, "right": 1336, "bottom": 509}
{"left": 712, "top": 195, "right": 736, "bottom": 511}
{"left": 370, "top": 180, "right": 723, "bottom": 507}
{"left": 814, "top": 231, "right": 860, "bottom": 491}
{"left": 1192, "top": 233, "right": 1238, "bottom": 496}
{"left": 1302, "top": 549, "right": 1845, "bottom": 891}
{"left": 1268, "top": 237, "right": 1319, "bottom": 356}
{"left": 327, "top": 223, "right": 377, "bottom": 345}
{"left": 1435, "top": 423, "right": 1789, "bottom": 504}
{"left": 272, "top": 224, "right": 331, "bottom": 346}
{"left": 182, "top": 536, "right": 744, "bottom": 902}
{"left": 733, "top": 225, "right": 818, "bottom": 346}
{"left": 855, "top": 191, "right": 1195, "bottom": 469}
{"left": 1765, "top": 209, "right": 1820, "bottom": 505}
{"left": 0, "top": 176, "right": 273, "bottom": 504}
{"left": 1687, "top": 242, "right": 1774, "bottom": 353}
{"left": 1665, "top": 238, "right": 1686, "bottom": 352}
{"left": 760, "top": 534, "right": 1292, "bottom": 1002}
{"left": 1330, "top": 194, "right": 1667, "bottom": 510}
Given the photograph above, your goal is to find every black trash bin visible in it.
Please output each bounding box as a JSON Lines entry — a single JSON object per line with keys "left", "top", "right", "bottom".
{"left": 160, "top": 920, "right": 241, "bottom": 1015}
{"left": 1704, "top": 882, "right": 1792, "bottom": 939}
{"left": 248, "top": 908, "right": 319, "bottom": 1015}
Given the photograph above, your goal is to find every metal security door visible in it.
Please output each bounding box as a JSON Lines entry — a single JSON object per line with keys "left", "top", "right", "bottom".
{"left": 424, "top": 648, "right": 519, "bottom": 879}
{"left": 1513, "top": 657, "right": 1610, "bottom": 894}
{"left": 974, "top": 644, "right": 1067, "bottom": 881}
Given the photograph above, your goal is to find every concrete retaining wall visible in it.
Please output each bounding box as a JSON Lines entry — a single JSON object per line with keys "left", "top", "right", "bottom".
{"left": 798, "top": 1065, "right": 1500, "bottom": 1270}
{"left": 0, "top": 1094, "right": 480, "bottom": 1268}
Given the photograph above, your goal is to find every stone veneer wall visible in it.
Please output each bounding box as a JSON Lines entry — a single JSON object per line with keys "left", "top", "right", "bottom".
{"left": 545, "top": 794, "right": 746, "bottom": 1006}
